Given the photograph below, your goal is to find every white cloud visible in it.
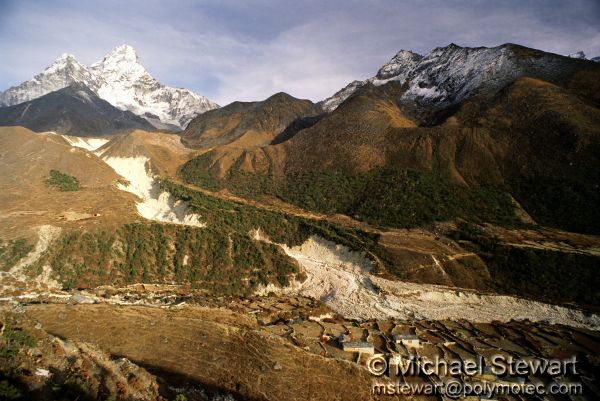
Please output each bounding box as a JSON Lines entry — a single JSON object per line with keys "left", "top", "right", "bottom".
{"left": 0, "top": 0, "right": 599, "bottom": 105}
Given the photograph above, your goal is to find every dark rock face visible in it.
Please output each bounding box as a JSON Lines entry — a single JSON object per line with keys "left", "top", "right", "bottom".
{"left": 0, "top": 83, "right": 156, "bottom": 136}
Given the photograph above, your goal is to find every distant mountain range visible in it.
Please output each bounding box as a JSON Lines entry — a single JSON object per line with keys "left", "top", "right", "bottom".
{"left": 2, "top": 41, "right": 599, "bottom": 236}
{"left": 0, "top": 45, "right": 219, "bottom": 129}
{"left": 0, "top": 83, "right": 155, "bottom": 136}
{"left": 321, "top": 43, "right": 599, "bottom": 124}
{"left": 566, "top": 50, "right": 600, "bottom": 61}
{"left": 2, "top": 41, "right": 600, "bottom": 315}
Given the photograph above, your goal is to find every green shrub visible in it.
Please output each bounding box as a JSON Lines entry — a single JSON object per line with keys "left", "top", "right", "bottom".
{"left": 450, "top": 223, "right": 600, "bottom": 306}
{"left": 36, "top": 177, "right": 398, "bottom": 296}
{"left": 0, "top": 380, "right": 22, "bottom": 400}
{"left": 0, "top": 239, "right": 33, "bottom": 271}
{"left": 512, "top": 175, "right": 600, "bottom": 234}
{"left": 0, "top": 322, "right": 35, "bottom": 358}
{"left": 46, "top": 170, "right": 80, "bottom": 192}
{"left": 180, "top": 155, "right": 519, "bottom": 229}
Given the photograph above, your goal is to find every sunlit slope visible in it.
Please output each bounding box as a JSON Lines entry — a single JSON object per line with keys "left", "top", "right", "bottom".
{"left": 181, "top": 76, "right": 600, "bottom": 234}
{"left": 0, "top": 126, "right": 137, "bottom": 238}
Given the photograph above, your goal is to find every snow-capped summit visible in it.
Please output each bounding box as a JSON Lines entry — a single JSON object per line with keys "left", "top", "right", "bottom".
{"left": 0, "top": 53, "right": 99, "bottom": 107}
{"left": 321, "top": 43, "right": 598, "bottom": 118}
{"left": 0, "top": 45, "right": 219, "bottom": 129}
{"left": 374, "top": 50, "right": 423, "bottom": 81}
{"left": 398, "top": 43, "right": 518, "bottom": 105}
{"left": 320, "top": 50, "right": 423, "bottom": 112}
{"left": 52, "top": 53, "right": 78, "bottom": 66}
{"left": 98, "top": 44, "right": 140, "bottom": 63}
{"left": 91, "top": 45, "right": 145, "bottom": 82}
{"left": 89, "top": 45, "right": 219, "bottom": 129}
{"left": 319, "top": 80, "right": 366, "bottom": 112}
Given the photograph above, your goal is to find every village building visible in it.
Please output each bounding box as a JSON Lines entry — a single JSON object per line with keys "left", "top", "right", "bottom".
{"left": 394, "top": 334, "right": 421, "bottom": 349}
{"left": 342, "top": 341, "right": 375, "bottom": 354}
{"left": 339, "top": 333, "right": 375, "bottom": 354}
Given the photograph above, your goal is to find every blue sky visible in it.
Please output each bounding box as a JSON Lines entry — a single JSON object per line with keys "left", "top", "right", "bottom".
{"left": 0, "top": 0, "right": 599, "bottom": 105}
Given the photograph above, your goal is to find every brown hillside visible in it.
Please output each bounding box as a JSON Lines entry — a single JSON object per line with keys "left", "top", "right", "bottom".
{"left": 180, "top": 74, "right": 600, "bottom": 234}
{"left": 194, "top": 75, "right": 600, "bottom": 188}
{"left": 180, "top": 92, "right": 320, "bottom": 149}
{"left": 99, "top": 129, "right": 199, "bottom": 177}
{"left": 0, "top": 126, "right": 137, "bottom": 239}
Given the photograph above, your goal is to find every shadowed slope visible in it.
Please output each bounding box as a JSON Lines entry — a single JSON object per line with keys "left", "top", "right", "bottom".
{"left": 0, "top": 83, "right": 156, "bottom": 136}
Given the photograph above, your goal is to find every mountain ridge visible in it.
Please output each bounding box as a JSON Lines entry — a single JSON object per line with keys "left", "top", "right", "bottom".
{"left": 320, "top": 42, "right": 600, "bottom": 124}
{"left": 0, "top": 45, "right": 219, "bottom": 129}
{"left": 181, "top": 91, "right": 320, "bottom": 149}
{"left": 0, "top": 82, "right": 156, "bottom": 136}
{"left": 179, "top": 43, "right": 600, "bottom": 235}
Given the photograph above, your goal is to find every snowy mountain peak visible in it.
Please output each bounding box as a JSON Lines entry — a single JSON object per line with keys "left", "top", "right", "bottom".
{"left": 441, "top": 42, "right": 461, "bottom": 50}
{"left": 319, "top": 80, "right": 366, "bottom": 112}
{"left": 112, "top": 44, "right": 138, "bottom": 59}
{"left": 88, "top": 44, "right": 218, "bottom": 128}
{"left": 0, "top": 45, "right": 219, "bottom": 128}
{"left": 0, "top": 52, "right": 98, "bottom": 107}
{"left": 55, "top": 53, "right": 77, "bottom": 63}
{"left": 94, "top": 44, "right": 141, "bottom": 66}
{"left": 321, "top": 49, "right": 422, "bottom": 111}
{"left": 91, "top": 45, "right": 149, "bottom": 86}
{"left": 322, "top": 42, "right": 599, "bottom": 118}
{"left": 393, "top": 49, "right": 422, "bottom": 58}
{"left": 45, "top": 53, "right": 87, "bottom": 74}
{"left": 374, "top": 49, "right": 422, "bottom": 81}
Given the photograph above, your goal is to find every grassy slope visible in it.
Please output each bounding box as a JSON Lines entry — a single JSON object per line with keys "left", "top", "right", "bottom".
{"left": 2, "top": 176, "right": 599, "bottom": 306}
{"left": 175, "top": 76, "right": 600, "bottom": 306}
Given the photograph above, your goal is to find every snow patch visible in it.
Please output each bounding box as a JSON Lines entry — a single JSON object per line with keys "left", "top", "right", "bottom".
{"left": 76, "top": 90, "right": 93, "bottom": 103}
{"left": 35, "top": 368, "right": 50, "bottom": 377}
{"left": 566, "top": 51, "right": 586, "bottom": 59}
{"left": 102, "top": 156, "right": 205, "bottom": 227}
{"left": 62, "top": 135, "right": 110, "bottom": 152}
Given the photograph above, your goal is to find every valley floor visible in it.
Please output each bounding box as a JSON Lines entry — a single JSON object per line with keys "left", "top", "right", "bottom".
{"left": 1, "top": 127, "right": 599, "bottom": 401}
{"left": 1, "top": 289, "right": 599, "bottom": 401}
